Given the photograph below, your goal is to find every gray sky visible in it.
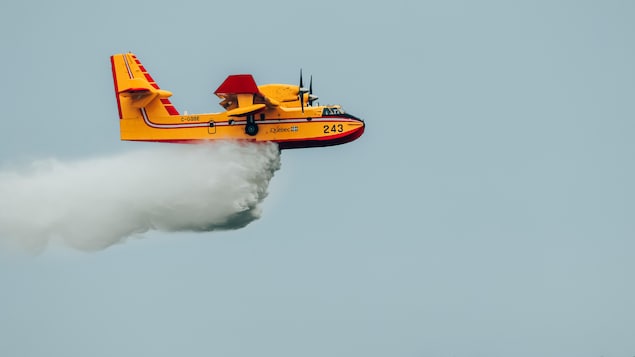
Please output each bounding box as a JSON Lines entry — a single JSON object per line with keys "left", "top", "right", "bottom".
{"left": 1, "top": 0, "right": 635, "bottom": 356}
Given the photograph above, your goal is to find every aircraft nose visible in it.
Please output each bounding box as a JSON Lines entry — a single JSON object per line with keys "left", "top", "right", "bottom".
{"left": 346, "top": 112, "right": 363, "bottom": 121}
{"left": 346, "top": 117, "right": 365, "bottom": 143}
{"left": 352, "top": 115, "right": 364, "bottom": 131}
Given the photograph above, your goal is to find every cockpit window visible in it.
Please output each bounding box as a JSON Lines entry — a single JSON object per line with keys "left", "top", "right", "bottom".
{"left": 322, "top": 107, "right": 344, "bottom": 116}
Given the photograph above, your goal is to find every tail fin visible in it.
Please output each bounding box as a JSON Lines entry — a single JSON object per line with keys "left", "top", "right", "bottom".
{"left": 110, "top": 53, "right": 180, "bottom": 120}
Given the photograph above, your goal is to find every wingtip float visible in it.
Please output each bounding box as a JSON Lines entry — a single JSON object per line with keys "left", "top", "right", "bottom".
{"left": 110, "top": 53, "right": 365, "bottom": 149}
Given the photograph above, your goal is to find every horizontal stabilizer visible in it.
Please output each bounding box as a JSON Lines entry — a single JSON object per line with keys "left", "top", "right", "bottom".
{"left": 118, "top": 85, "right": 173, "bottom": 108}
{"left": 120, "top": 88, "right": 151, "bottom": 93}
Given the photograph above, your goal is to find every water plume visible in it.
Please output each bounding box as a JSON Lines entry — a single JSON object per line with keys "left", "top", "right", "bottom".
{"left": 0, "top": 141, "right": 280, "bottom": 252}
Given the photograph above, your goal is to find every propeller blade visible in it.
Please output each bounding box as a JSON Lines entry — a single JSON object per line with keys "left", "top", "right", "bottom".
{"left": 299, "top": 69, "right": 305, "bottom": 112}
{"left": 309, "top": 75, "right": 313, "bottom": 106}
{"left": 307, "top": 75, "right": 319, "bottom": 105}
{"left": 300, "top": 69, "right": 304, "bottom": 89}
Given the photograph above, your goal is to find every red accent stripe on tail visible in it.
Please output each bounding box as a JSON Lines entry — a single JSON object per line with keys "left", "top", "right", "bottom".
{"left": 164, "top": 105, "right": 179, "bottom": 115}
{"left": 160, "top": 98, "right": 180, "bottom": 115}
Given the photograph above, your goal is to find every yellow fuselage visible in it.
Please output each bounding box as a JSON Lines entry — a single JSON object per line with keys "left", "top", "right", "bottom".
{"left": 111, "top": 53, "right": 365, "bottom": 149}
{"left": 120, "top": 105, "right": 365, "bottom": 149}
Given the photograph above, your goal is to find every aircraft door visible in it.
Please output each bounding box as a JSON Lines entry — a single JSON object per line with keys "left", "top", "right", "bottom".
{"left": 208, "top": 121, "right": 216, "bottom": 134}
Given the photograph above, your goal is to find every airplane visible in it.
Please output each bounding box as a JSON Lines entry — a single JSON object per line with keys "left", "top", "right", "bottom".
{"left": 110, "top": 53, "right": 365, "bottom": 149}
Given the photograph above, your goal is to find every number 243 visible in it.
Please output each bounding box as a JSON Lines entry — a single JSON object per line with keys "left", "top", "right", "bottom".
{"left": 324, "top": 124, "right": 343, "bottom": 133}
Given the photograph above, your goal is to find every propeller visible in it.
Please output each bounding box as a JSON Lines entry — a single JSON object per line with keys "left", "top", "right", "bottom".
{"left": 299, "top": 69, "right": 308, "bottom": 113}
{"left": 308, "top": 75, "right": 318, "bottom": 106}
{"left": 299, "top": 70, "right": 319, "bottom": 112}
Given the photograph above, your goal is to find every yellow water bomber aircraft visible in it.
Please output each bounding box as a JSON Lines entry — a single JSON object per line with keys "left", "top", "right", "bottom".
{"left": 110, "top": 53, "right": 365, "bottom": 149}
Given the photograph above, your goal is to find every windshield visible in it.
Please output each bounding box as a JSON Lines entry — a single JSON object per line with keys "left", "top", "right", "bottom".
{"left": 322, "top": 106, "right": 345, "bottom": 116}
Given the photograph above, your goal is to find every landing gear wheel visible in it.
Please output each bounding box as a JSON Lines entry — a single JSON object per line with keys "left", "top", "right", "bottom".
{"left": 245, "top": 123, "right": 259, "bottom": 136}
{"left": 245, "top": 114, "right": 259, "bottom": 136}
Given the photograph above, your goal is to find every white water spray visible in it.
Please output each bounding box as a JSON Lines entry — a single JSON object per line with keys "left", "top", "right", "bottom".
{"left": 0, "top": 142, "right": 280, "bottom": 252}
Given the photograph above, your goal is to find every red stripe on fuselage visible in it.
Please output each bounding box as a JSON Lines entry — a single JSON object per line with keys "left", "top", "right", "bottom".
{"left": 128, "top": 124, "right": 364, "bottom": 149}
{"left": 278, "top": 124, "right": 365, "bottom": 149}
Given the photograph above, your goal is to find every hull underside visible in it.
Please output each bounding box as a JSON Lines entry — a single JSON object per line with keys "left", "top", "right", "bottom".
{"left": 126, "top": 124, "right": 365, "bottom": 149}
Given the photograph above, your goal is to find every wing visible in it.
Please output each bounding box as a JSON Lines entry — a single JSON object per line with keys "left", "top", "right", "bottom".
{"left": 214, "top": 74, "right": 280, "bottom": 116}
{"left": 257, "top": 84, "right": 301, "bottom": 104}
{"left": 213, "top": 75, "right": 309, "bottom": 115}
{"left": 213, "top": 74, "right": 270, "bottom": 116}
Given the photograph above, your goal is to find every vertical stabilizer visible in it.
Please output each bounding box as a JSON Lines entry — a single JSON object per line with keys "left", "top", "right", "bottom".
{"left": 110, "top": 53, "right": 179, "bottom": 120}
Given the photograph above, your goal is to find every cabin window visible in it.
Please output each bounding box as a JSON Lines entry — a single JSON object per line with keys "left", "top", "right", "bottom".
{"left": 322, "top": 107, "right": 342, "bottom": 116}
